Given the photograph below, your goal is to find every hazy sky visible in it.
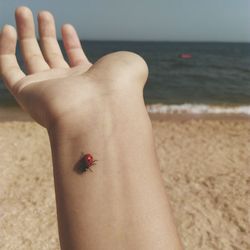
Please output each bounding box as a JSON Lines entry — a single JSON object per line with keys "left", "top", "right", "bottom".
{"left": 0, "top": 0, "right": 249, "bottom": 42}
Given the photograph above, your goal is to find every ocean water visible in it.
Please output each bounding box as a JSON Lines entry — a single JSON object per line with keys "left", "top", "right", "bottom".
{"left": 0, "top": 41, "right": 250, "bottom": 115}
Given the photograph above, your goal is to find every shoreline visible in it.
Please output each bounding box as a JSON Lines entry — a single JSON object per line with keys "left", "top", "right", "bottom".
{"left": 0, "top": 107, "right": 32, "bottom": 122}
{"left": 1, "top": 106, "right": 250, "bottom": 123}
{"left": 149, "top": 112, "right": 250, "bottom": 122}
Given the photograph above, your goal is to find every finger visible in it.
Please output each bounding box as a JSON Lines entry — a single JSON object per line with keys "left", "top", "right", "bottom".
{"left": 0, "top": 25, "right": 25, "bottom": 91}
{"left": 61, "top": 24, "right": 92, "bottom": 67}
{"left": 38, "top": 11, "right": 69, "bottom": 68}
{"left": 15, "top": 6, "right": 50, "bottom": 74}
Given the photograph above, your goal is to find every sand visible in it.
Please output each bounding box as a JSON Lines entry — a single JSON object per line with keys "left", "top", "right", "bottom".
{"left": 0, "top": 108, "right": 249, "bottom": 250}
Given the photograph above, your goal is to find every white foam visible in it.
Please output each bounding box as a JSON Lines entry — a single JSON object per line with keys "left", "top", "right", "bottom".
{"left": 146, "top": 103, "right": 250, "bottom": 116}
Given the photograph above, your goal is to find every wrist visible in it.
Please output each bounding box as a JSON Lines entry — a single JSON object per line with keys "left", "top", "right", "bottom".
{"left": 47, "top": 110, "right": 112, "bottom": 141}
{"left": 47, "top": 87, "right": 151, "bottom": 142}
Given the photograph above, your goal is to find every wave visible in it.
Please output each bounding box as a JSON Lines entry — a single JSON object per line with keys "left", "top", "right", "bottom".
{"left": 146, "top": 103, "right": 250, "bottom": 116}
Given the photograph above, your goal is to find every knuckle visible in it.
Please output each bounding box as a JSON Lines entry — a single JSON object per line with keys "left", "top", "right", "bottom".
{"left": 46, "top": 52, "right": 63, "bottom": 63}
{"left": 25, "top": 53, "right": 43, "bottom": 63}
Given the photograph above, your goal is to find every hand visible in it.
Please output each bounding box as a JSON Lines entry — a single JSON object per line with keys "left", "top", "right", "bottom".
{"left": 0, "top": 6, "right": 148, "bottom": 130}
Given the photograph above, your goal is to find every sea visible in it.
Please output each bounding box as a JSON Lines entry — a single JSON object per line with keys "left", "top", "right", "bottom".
{"left": 1, "top": 41, "right": 250, "bottom": 115}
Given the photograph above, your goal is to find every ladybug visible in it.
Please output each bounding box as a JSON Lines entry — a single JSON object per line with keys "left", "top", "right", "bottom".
{"left": 79, "top": 153, "right": 97, "bottom": 173}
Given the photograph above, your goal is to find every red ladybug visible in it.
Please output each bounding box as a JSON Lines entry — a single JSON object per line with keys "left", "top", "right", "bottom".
{"left": 79, "top": 153, "right": 97, "bottom": 173}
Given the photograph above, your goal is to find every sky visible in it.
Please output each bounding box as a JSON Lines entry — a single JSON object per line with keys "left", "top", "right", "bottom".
{"left": 0, "top": 0, "right": 249, "bottom": 42}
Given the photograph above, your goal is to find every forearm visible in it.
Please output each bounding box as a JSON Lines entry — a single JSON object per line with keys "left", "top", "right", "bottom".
{"left": 47, "top": 96, "right": 182, "bottom": 250}
{"left": 0, "top": 6, "right": 182, "bottom": 250}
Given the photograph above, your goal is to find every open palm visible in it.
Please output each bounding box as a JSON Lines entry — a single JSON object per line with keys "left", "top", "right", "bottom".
{"left": 0, "top": 7, "right": 148, "bottom": 129}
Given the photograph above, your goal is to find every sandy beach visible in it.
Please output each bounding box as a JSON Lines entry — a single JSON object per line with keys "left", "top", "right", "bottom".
{"left": 0, "top": 107, "right": 249, "bottom": 250}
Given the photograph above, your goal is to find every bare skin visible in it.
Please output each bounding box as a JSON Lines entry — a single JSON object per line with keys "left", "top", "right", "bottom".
{"left": 0, "top": 6, "right": 183, "bottom": 250}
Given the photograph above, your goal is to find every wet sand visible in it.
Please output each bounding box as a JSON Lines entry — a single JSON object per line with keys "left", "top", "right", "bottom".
{"left": 0, "top": 107, "right": 249, "bottom": 250}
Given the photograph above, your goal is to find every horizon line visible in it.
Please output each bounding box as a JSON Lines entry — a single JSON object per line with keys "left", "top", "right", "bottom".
{"left": 56, "top": 40, "right": 250, "bottom": 44}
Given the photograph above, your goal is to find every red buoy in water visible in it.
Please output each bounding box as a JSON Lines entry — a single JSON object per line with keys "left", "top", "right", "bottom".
{"left": 179, "top": 53, "right": 192, "bottom": 59}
